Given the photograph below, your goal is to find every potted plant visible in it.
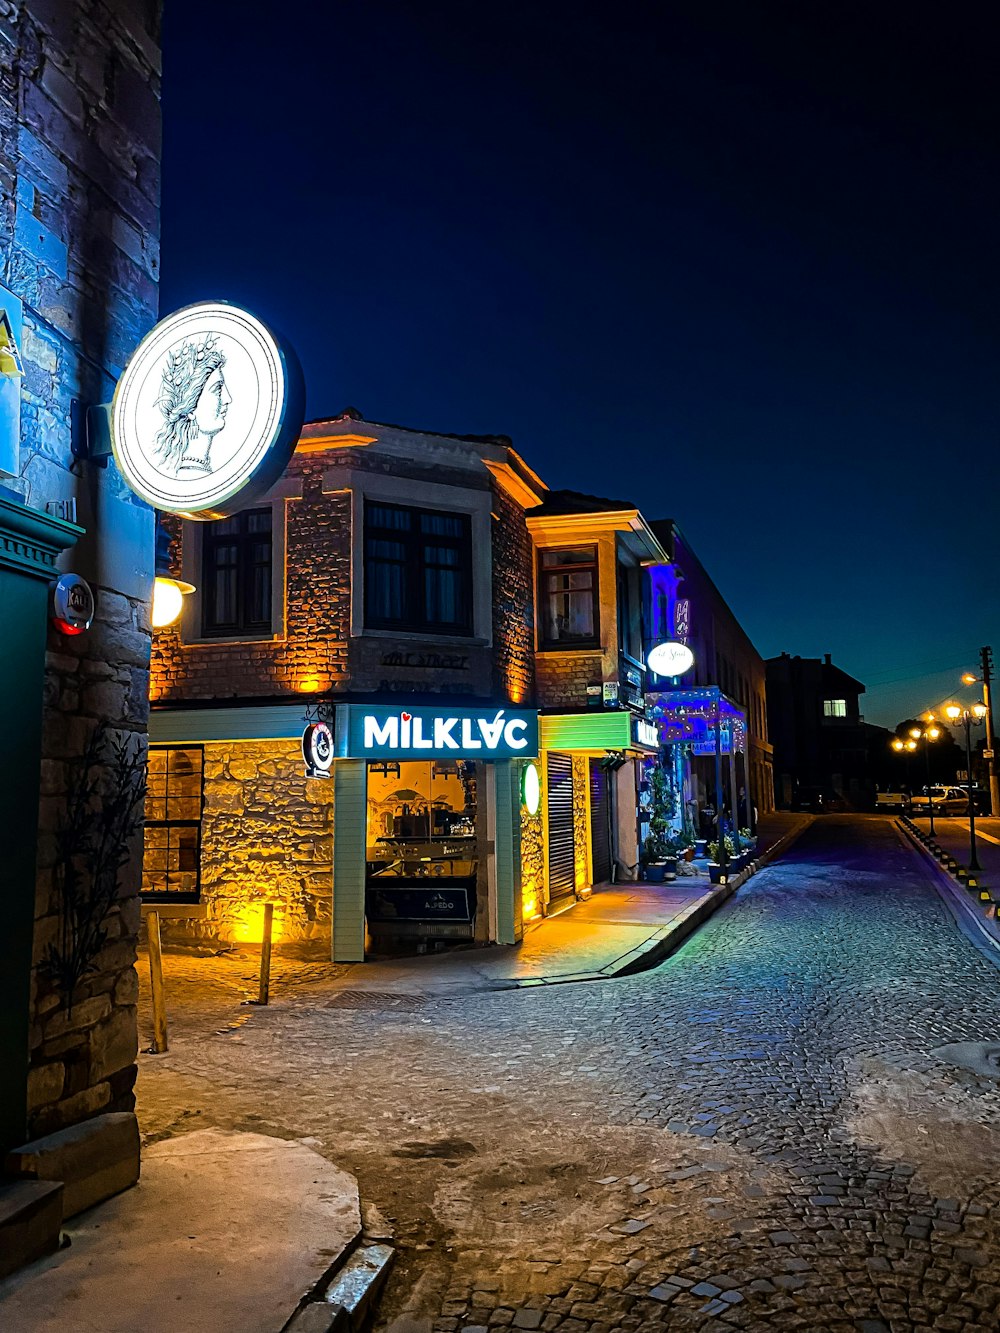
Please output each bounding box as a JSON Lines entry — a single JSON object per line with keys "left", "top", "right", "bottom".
{"left": 705, "top": 840, "right": 727, "bottom": 885}
{"left": 642, "top": 762, "right": 677, "bottom": 881}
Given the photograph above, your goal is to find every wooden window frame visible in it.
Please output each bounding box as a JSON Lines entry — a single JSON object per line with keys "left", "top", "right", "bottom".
{"left": 537, "top": 544, "right": 600, "bottom": 651}
{"left": 142, "top": 744, "right": 204, "bottom": 904}
{"left": 363, "top": 500, "right": 473, "bottom": 636}
{"left": 201, "top": 507, "right": 273, "bottom": 637}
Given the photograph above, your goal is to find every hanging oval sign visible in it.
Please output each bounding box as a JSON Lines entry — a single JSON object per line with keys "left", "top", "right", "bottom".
{"left": 647, "top": 640, "right": 695, "bottom": 677}
{"left": 111, "top": 301, "right": 305, "bottom": 520}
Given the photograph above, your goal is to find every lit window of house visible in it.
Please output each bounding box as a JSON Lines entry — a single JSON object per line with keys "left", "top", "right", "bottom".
{"left": 142, "top": 747, "right": 204, "bottom": 901}
{"left": 538, "top": 546, "right": 599, "bottom": 648}
{"left": 823, "top": 698, "right": 847, "bottom": 717}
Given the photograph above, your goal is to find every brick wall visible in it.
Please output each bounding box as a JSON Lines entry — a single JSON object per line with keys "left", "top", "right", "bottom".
{"left": 152, "top": 445, "right": 537, "bottom": 707}
{"left": 151, "top": 456, "right": 353, "bottom": 702}
{"left": 490, "top": 478, "right": 535, "bottom": 706}
{"left": 1, "top": 0, "right": 161, "bottom": 1137}
{"left": 535, "top": 651, "right": 604, "bottom": 709}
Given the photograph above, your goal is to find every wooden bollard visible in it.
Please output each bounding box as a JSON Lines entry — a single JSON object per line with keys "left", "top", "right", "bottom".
{"left": 146, "top": 910, "right": 169, "bottom": 1054}
{"left": 257, "top": 902, "right": 274, "bottom": 1006}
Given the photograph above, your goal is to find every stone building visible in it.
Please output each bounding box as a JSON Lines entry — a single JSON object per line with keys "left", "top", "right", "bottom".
{"left": 147, "top": 411, "right": 545, "bottom": 958}
{"left": 1, "top": 0, "right": 161, "bottom": 1268}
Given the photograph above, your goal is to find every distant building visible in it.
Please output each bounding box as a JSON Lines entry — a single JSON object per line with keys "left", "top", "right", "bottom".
{"left": 766, "top": 652, "right": 883, "bottom": 808}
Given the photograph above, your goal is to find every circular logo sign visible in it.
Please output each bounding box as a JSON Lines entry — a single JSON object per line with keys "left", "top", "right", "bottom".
{"left": 647, "top": 640, "right": 695, "bottom": 677}
{"left": 111, "top": 301, "right": 305, "bottom": 520}
{"left": 52, "top": 573, "right": 95, "bottom": 635}
{"left": 302, "top": 722, "right": 334, "bottom": 778}
{"left": 521, "top": 760, "right": 541, "bottom": 816}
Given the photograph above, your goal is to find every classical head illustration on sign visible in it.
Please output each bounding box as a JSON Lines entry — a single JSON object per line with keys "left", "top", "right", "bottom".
{"left": 111, "top": 301, "right": 304, "bottom": 520}
{"left": 154, "top": 332, "right": 232, "bottom": 476}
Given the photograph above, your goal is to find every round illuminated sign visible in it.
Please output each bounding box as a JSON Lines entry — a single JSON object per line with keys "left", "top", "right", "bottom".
{"left": 51, "top": 573, "right": 95, "bottom": 635}
{"left": 647, "top": 640, "right": 695, "bottom": 677}
{"left": 302, "top": 722, "right": 334, "bottom": 778}
{"left": 111, "top": 301, "right": 305, "bottom": 520}
{"left": 521, "top": 761, "right": 541, "bottom": 816}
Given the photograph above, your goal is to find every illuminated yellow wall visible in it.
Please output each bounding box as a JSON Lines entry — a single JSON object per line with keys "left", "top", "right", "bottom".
{"left": 520, "top": 796, "right": 545, "bottom": 921}
{"left": 158, "top": 739, "right": 334, "bottom": 953}
{"left": 572, "top": 754, "right": 591, "bottom": 889}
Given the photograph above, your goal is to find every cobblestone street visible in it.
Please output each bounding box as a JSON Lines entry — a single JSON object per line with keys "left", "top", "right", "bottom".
{"left": 137, "top": 816, "right": 1000, "bottom": 1332}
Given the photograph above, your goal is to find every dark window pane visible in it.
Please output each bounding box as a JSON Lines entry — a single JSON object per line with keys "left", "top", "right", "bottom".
{"left": 143, "top": 747, "right": 203, "bottom": 902}
{"left": 202, "top": 508, "right": 272, "bottom": 636}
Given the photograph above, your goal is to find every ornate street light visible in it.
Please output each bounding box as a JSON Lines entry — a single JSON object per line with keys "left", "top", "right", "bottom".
{"left": 944, "top": 702, "right": 987, "bottom": 869}
{"left": 906, "top": 723, "right": 942, "bottom": 836}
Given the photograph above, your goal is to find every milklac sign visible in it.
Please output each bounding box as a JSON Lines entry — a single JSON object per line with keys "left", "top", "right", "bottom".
{"left": 335, "top": 704, "right": 539, "bottom": 761}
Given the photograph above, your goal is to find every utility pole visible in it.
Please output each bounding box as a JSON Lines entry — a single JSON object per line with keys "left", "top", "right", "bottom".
{"left": 981, "top": 646, "right": 1000, "bottom": 818}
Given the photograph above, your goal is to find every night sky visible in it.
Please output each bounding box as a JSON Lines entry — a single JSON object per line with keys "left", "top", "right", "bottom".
{"left": 159, "top": 3, "right": 998, "bottom": 728}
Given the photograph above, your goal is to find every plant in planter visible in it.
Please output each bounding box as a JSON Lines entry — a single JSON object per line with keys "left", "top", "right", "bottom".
{"left": 641, "top": 761, "right": 676, "bottom": 881}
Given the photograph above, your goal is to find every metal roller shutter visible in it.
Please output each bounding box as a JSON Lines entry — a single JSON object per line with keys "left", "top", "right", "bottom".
{"left": 589, "top": 758, "right": 611, "bottom": 884}
{"left": 546, "top": 752, "right": 576, "bottom": 910}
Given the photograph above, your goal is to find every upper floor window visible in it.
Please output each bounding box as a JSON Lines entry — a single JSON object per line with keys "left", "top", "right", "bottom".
{"left": 538, "top": 545, "right": 599, "bottom": 648}
{"left": 364, "top": 501, "right": 472, "bottom": 635}
{"left": 142, "top": 746, "right": 203, "bottom": 902}
{"left": 202, "top": 508, "right": 272, "bottom": 636}
{"left": 824, "top": 698, "right": 847, "bottom": 717}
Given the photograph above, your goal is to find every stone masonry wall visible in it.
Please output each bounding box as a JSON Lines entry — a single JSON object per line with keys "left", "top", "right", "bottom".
{"left": 151, "top": 456, "right": 353, "bottom": 701}
{"left": 520, "top": 799, "right": 544, "bottom": 920}
{"left": 572, "top": 754, "right": 591, "bottom": 890}
{"left": 490, "top": 478, "right": 535, "bottom": 706}
{"left": 535, "top": 651, "right": 605, "bottom": 709}
{"left": 1, "top": 0, "right": 161, "bottom": 1138}
{"left": 156, "top": 740, "right": 334, "bottom": 953}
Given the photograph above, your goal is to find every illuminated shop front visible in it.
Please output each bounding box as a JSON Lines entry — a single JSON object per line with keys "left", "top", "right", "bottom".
{"left": 646, "top": 687, "right": 752, "bottom": 840}
{"left": 533, "top": 710, "right": 660, "bottom": 907}
{"left": 147, "top": 700, "right": 540, "bottom": 961}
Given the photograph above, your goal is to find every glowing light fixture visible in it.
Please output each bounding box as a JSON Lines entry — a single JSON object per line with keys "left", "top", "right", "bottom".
{"left": 152, "top": 514, "right": 195, "bottom": 629}
{"left": 647, "top": 640, "right": 695, "bottom": 677}
{"left": 521, "top": 760, "right": 541, "bottom": 816}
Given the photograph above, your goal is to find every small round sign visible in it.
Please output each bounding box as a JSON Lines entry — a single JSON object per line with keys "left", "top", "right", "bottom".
{"left": 302, "top": 722, "right": 334, "bottom": 778}
{"left": 52, "top": 573, "right": 95, "bottom": 636}
{"left": 521, "top": 760, "right": 541, "bottom": 816}
{"left": 111, "top": 301, "right": 305, "bottom": 520}
{"left": 647, "top": 640, "right": 695, "bottom": 677}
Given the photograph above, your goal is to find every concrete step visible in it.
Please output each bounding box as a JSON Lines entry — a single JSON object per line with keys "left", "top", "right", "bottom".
{"left": 0, "top": 1177, "right": 63, "bottom": 1280}
{"left": 4, "top": 1110, "right": 139, "bottom": 1220}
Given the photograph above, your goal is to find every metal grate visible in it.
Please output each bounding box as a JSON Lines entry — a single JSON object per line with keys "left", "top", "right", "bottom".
{"left": 547, "top": 751, "right": 576, "bottom": 907}
{"left": 324, "top": 990, "right": 426, "bottom": 1011}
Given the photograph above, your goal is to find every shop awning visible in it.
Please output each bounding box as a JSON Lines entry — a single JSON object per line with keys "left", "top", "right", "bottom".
{"left": 645, "top": 687, "right": 747, "bottom": 754}
{"left": 149, "top": 704, "right": 308, "bottom": 744}
{"left": 540, "top": 710, "right": 659, "bottom": 754}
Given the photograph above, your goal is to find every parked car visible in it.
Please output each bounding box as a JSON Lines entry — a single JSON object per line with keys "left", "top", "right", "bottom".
{"left": 910, "top": 785, "right": 972, "bottom": 815}
{"left": 875, "top": 790, "right": 909, "bottom": 812}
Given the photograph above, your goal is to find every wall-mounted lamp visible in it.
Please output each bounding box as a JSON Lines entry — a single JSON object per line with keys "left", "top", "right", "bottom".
{"left": 152, "top": 514, "right": 194, "bottom": 629}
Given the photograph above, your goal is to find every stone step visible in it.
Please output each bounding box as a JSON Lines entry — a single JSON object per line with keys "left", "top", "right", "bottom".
{"left": 0, "top": 1177, "right": 63, "bottom": 1281}
{"left": 4, "top": 1110, "right": 139, "bottom": 1221}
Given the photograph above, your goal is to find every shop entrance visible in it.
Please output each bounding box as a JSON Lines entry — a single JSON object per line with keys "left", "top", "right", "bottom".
{"left": 365, "top": 760, "right": 478, "bottom": 944}
{"left": 546, "top": 751, "right": 576, "bottom": 912}
{"left": 589, "top": 758, "right": 612, "bottom": 884}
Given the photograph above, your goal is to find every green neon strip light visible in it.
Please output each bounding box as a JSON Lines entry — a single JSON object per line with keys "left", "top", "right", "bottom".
{"left": 539, "top": 712, "right": 632, "bottom": 750}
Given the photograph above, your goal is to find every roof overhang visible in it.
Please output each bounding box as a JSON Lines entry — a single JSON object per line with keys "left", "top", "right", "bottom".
{"left": 526, "top": 509, "right": 670, "bottom": 564}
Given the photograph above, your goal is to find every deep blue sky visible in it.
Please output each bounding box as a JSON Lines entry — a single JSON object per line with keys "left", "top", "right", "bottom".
{"left": 159, "top": 3, "right": 999, "bottom": 728}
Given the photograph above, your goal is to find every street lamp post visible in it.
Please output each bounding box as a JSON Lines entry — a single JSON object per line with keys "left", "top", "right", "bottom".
{"left": 962, "top": 648, "right": 999, "bottom": 818}
{"left": 891, "top": 735, "right": 917, "bottom": 802}
{"left": 945, "top": 703, "right": 987, "bottom": 871}
{"left": 907, "top": 724, "right": 941, "bottom": 836}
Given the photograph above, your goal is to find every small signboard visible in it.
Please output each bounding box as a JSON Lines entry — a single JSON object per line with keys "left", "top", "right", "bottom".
{"left": 365, "top": 884, "right": 473, "bottom": 923}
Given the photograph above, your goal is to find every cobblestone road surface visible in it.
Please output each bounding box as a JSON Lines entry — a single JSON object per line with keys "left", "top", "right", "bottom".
{"left": 138, "top": 816, "right": 1000, "bottom": 1332}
